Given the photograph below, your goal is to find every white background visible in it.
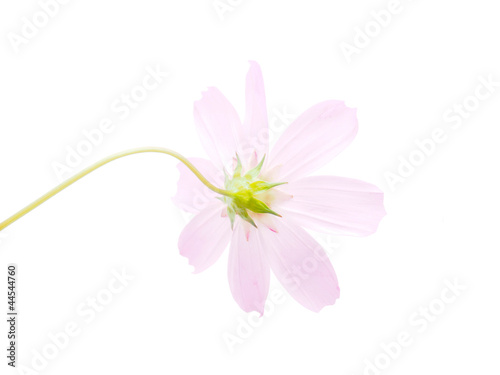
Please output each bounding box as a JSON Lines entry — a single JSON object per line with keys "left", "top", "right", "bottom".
{"left": 1, "top": 0, "right": 499, "bottom": 374}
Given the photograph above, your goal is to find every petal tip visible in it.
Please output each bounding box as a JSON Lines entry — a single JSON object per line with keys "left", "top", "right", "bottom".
{"left": 311, "top": 288, "right": 341, "bottom": 313}
{"left": 247, "top": 60, "right": 261, "bottom": 70}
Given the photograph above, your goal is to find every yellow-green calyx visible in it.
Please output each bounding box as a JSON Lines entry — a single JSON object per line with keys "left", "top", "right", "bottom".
{"left": 220, "top": 155, "right": 286, "bottom": 229}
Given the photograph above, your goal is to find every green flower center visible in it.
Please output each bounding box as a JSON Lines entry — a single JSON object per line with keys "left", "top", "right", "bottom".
{"left": 221, "top": 155, "right": 286, "bottom": 228}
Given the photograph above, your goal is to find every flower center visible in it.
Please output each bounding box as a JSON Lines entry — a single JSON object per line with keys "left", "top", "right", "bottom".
{"left": 221, "top": 154, "right": 286, "bottom": 228}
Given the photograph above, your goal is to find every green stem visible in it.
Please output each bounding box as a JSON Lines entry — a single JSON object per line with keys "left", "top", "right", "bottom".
{"left": 0, "top": 147, "right": 233, "bottom": 232}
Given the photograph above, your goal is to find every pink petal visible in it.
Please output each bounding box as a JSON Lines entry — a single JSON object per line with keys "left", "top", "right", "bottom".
{"left": 194, "top": 87, "right": 243, "bottom": 168}
{"left": 277, "top": 176, "right": 386, "bottom": 236}
{"left": 241, "top": 61, "right": 269, "bottom": 164}
{"left": 260, "top": 219, "right": 340, "bottom": 312}
{"left": 265, "top": 101, "right": 358, "bottom": 181}
{"left": 228, "top": 222, "right": 270, "bottom": 314}
{"left": 178, "top": 201, "right": 232, "bottom": 273}
{"left": 172, "top": 157, "right": 224, "bottom": 213}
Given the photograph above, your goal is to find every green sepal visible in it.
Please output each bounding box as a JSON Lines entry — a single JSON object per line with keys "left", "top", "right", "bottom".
{"left": 234, "top": 206, "right": 257, "bottom": 228}
{"left": 244, "top": 155, "right": 266, "bottom": 180}
{"left": 233, "top": 195, "right": 281, "bottom": 217}
{"left": 233, "top": 154, "right": 243, "bottom": 178}
{"left": 227, "top": 206, "right": 236, "bottom": 229}
{"left": 223, "top": 168, "right": 230, "bottom": 186}
{"left": 249, "top": 181, "right": 287, "bottom": 193}
{"left": 248, "top": 198, "right": 281, "bottom": 217}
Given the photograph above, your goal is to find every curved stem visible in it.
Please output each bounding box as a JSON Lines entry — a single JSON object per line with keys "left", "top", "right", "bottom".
{"left": 0, "top": 147, "right": 233, "bottom": 231}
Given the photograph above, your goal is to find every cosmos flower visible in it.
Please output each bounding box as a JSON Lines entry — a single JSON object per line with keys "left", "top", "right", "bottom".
{"left": 173, "top": 61, "right": 386, "bottom": 314}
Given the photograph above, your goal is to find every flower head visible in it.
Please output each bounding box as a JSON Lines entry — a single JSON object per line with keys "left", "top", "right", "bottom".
{"left": 221, "top": 154, "right": 286, "bottom": 228}
{"left": 173, "top": 61, "right": 386, "bottom": 314}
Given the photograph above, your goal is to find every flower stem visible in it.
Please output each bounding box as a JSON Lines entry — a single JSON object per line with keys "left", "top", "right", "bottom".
{"left": 0, "top": 147, "right": 233, "bottom": 232}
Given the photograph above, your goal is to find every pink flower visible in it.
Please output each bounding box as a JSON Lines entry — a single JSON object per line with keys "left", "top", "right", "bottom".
{"left": 173, "top": 61, "right": 386, "bottom": 314}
